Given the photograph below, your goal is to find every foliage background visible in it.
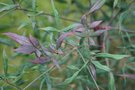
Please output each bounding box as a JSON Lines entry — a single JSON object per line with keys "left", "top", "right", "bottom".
{"left": 0, "top": 0, "right": 135, "bottom": 90}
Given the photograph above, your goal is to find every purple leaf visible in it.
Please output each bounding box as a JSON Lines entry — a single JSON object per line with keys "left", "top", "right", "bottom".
{"left": 93, "top": 30, "right": 109, "bottom": 36}
{"left": 88, "top": 20, "right": 103, "bottom": 28}
{"left": 35, "top": 50, "right": 41, "bottom": 57}
{"left": 117, "top": 74, "right": 135, "bottom": 80}
{"left": 89, "top": 0, "right": 106, "bottom": 13}
{"left": 48, "top": 45, "right": 64, "bottom": 55}
{"left": 52, "top": 59, "right": 60, "bottom": 69}
{"left": 56, "top": 32, "right": 75, "bottom": 49}
{"left": 74, "top": 27, "right": 84, "bottom": 33}
{"left": 31, "top": 57, "right": 51, "bottom": 64}
{"left": 89, "top": 38, "right": 96, "bottom": 46}
{"left": 28, "top": 35, "right": 39, "bottom": 47}
{"left": 93, "top": 26, "right": 112, "bottom": 36}
{"left": 89, "top": 64, "right": 96, "bottom": 80}
{"left": 15, "top": 45, "right": 36, "bottom": 54}
{"left": 3, "top": 32, "right": 30, "bottom": 45}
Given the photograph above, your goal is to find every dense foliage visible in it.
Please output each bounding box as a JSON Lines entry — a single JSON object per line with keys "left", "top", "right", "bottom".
{"left": 0, "top": 0, "right": 135, "bottom": 90}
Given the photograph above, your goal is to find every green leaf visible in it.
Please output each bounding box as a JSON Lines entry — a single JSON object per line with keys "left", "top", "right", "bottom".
{"left": 0, "top": 38, "right": 15, "bottom": 46}
{"left": 109, "top": 73, "right": 115, "bottom": 90}
{"left": 2, "top": 50, "right": 8, "bottom": 76}
{"left": 113, "top": 0, "right": 118, "bottom": 8}
{"left": 40, "top": 27, "right": 59, "bottom": 32}
{"left": 89, "top": 0, "right": 106, "bottom": 13}
{"left": 32, "top": 0, "right": 36, "bottom": 11}
{"left": 63, "top": 71, "right": 79, "bottom": 85}
{"left": 60, "top": 61, "right": 89, "bottom": 85}
{"left": 40, "top": 78, "right": 46, "bottom": 90}
{"left": 67, "top": 65, "right": 79, "bottom": 70}
{"left": 61, "top": 24, "right": 79, "bottom": 32}
{"left": 0, "top": 4, "right": 17, "bottom": 13}
{"left": 92, "top": 61, "right": 111, "bottom": 72}
{"left": 96, "top": 53, "right": 129, "bottom": 60}
{"left": 51, "top": 0, "right": 60, "bottom": 25}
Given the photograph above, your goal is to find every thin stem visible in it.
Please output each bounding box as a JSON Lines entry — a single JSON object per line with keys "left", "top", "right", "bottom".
{"left": 16, "top": 8, "right": 80, "bottom": 23}
{"left": 1, "top": 77, "right": 22, "bottom": 90}
{"left": 22, "top": 66, "right": 55, "bottom": 90}
{"left": 77, "top": 49, "right": 100, "bottom": 90}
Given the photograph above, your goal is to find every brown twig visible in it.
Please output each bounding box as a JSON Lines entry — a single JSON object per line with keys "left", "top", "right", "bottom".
{"left": 16, "top": 8, "right": 80, "bottom": 23}
{"left": 1, "top": 77, "right": 22, "bottom": 90}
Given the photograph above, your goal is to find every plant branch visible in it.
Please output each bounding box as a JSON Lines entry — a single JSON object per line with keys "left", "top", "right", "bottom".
{"left": 16, "top": 8, "right": 80, "bottom": 23}
{"left": 22, "top": 65, "right": 55, "bottom": 90}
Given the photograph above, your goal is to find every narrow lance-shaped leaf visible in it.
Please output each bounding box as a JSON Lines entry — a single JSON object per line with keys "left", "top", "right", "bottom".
{"left": 117, "top": 74, "right": 135, "bottom": 80}
{"left": 0, "top": 38, "right": 15, "bottom": 46}
{"left": 48, "top": 45, "right": 64, "bottom": 55}
{"left": 51, "top": 0, "right": 60, "bottom": 25}
{"left": 3, "top": 32, "right": 30, "bottom": 45}
{"left": 15, "top": 45, "right": 36, "bottom": 54}
{"left": 30, "top": 57, "right": 51, "bottom": 64}
{"left": 92, "top": 30, "right": 110, "bottom": 36}
{"left": 28, "top": 35, "right": 39, "bottom": 47}
{"left": 96, "top": 53, "right": 130, "bottom": 60}
{"left": 109, "top": 73, "right": 115, "bottom": 90}
{"left": 89, "top": 0, "right": 106, "bottom": 13}
{"left": 88, "top": 20, "right": 103, "bottom": 28}
{"left": 61, "top": 23, "right": 81, "bottom": 32}
{"left": 92, "top": 61, "right": 111, "bottom": 72}
{"left": 52, "top": 59, "right": 60, "bottom": 69}
{"left": 40, "top": 27, "right": 59, "bottom": 32}
{"left": 3, "top": 50, "right": 8, "bottom": 76}
{"left": 0, "top": 4, "right": 17, "bottom": 13}
{"left": 60, "top": 61, "right": 89, "bottom": 85}
{"left": 89, "top": 64, "right": 96, "bottom": 80}
{"left": 67, "top": 65, "right": 79, "bottom": 70}
{"left": 56, "top": 32, "right": 75, "bottom": 49}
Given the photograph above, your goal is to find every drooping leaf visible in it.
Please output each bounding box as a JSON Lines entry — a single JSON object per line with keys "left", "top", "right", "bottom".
{"left": 31, "top": 57, "right": 51, "bottom": 64}
{"left": 15, "top": 45, "right": 36, "bottom": 54}
{"left": 56, "top": 32, "right": 75, "bottom": 49}
{"left": 89, "top": 0, "right": 106, "bottom": 13}
{"left": 3, "top": 32, "right": 30, "bottom": 45}
{"left": 88, "top": 20, "right": 103, "bottom": 28}
{"left": 96, "top": 53, "right": 129, "bottom": 60}
{"left": 92, "top": 61, "right": 111, "bottom": 72}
